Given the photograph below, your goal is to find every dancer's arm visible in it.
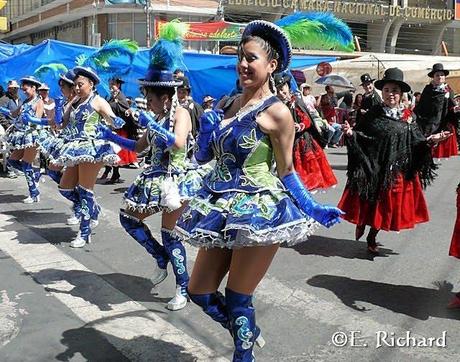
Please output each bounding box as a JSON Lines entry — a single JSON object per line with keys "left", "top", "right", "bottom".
{"left": 261, "top": 102, "right": 343, "bottom": 228}
{"left": 92, "top": 95, "right": 125, "bottom": 129}
{"left": 96, "top": 123, "right": 148, "bottom": 153}
{"left": 194, "top": 109, "right": 222, "bottom": 164}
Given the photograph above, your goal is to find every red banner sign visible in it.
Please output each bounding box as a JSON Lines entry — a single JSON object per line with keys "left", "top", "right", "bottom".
{"left": 155, "top": 20, "right": 245, "bottom": 41}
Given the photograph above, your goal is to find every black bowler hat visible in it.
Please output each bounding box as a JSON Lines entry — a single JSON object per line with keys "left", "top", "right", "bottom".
{"left": 110, "top": 77, "right": 125, "bottom": 85}
{"left": 274, "top": 72, "right": 291, "bottom": 88}
{"left": 374, "top": 68, "right": 411, "bottom": 93}
{"left": 428, "top": 63, "right": 449, "bottom": 78}
{"left": 360, "top": 73, "right": 375, "bottom": 85}
{"left": 177, "top": 76, "right": 191, "bottom": 89}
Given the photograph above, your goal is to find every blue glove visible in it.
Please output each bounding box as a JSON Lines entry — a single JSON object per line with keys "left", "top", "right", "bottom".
{"left": 195, "top": 110, "right": 222, "bottom": 163}
{"left": 96, "top": 124, "right": 136, "bottom": 151}
{"left": 54, "top": 97, "right": 65, "bottom": 125}
{"left": 112, "top": 116, "right": 126, "bottom": 129}
{"left": 137, "top": 111, "right": 155, "bottom": 128}
{"left": 22, "top": 113, "right": 49, "bottom": 126}
{"left": 138, "top": 111, "right": 176, "bottom": 148}
{"left": 282, "top": 172, "right": 344, "bottom": 228}
{"left": 0, "top": 106, "right": 11, "bottom": 117}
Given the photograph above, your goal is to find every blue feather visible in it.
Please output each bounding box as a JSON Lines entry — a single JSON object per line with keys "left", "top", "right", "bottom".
{"left": 149, "top": 39, "right": 184, "bottom": 71}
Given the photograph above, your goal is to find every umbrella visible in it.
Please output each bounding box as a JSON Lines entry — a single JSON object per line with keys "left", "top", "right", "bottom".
{"left": 314, "top": 74, "right": 355, "bottom": 90}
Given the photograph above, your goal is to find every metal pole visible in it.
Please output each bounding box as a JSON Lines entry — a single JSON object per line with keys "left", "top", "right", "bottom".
{"left": 145, "top": 3, "right": 151, "bottom": 48}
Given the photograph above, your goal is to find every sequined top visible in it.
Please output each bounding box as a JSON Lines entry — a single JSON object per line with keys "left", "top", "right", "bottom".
{"left": 205, "top": 96, "right": 284, "bottom": 193}
{"left": 13, "top": 96, "right": 40, "bottom": 131}
{"left": 63, "top": 93, "right": 101, "bottom": 141}
{"left": 146, "top": 115, "right": 189, "bottom": 175}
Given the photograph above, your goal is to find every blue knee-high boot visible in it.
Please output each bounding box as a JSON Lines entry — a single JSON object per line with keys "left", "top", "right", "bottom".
{"left": 119, "top": 211, "right": 169, "bottom": 270}
{"left": 47, "top": 169, "right": 62, "bottom": 184}
{"left": 92, "top": 201, "right": 101, "bottom": 223}
{"left": 162, "top": 228, "right": 189, "bottom": 290}
{"left": 58, "top": 187, "right": 81, "bottom": 219}
{"left": 188, "top": 290, "right": 264, "bottom": 347}
{"left": 76, "top": 185, "right": 95, "bottom": 244}
{"left": 162, "top": 228, "right": 189, "bottom": 310}
{"left": 188, "top": 290, "right": 230, "bottom": 329}
{"left": 21, "top": 162, "right": 40, "bottom": 199}
{"left": 226, "top": 288, "right": 257, "bottom": 362}
{"left": 7, "top": 159, "right": 23, "bottom": 172}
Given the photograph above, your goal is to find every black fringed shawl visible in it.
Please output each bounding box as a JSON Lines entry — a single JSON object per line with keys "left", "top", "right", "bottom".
{"left": 415, "top": 83, "right": 458, "bottom": 136}
{"left": 345, "top": 105, "right": 437, "bottom": 202}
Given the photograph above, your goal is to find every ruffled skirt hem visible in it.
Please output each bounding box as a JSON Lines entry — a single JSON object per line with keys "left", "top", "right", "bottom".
{"left": 50, "top": 139, "right": 120, "bottom": 167}
{"left": 175, "top": 218, "right": 319, "bottom": 249}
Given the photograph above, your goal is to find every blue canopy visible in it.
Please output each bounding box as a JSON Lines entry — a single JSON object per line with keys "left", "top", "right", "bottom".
{"left": 0, "top": 39, "right": 336, "bottom": 101}
{"left": 0, "top": 42, "right": 33, "bottom": 61}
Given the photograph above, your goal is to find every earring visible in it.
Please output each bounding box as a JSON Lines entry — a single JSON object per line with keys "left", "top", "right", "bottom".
{"left": 269, "top": 74, "right": 277, "bottom": 95}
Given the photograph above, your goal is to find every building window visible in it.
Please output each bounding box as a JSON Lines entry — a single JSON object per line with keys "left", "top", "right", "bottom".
{"left": 107, "top": 13, "right": 148, "bottom": 47}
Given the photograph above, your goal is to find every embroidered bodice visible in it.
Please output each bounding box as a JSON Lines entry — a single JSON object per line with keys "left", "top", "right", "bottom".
{"left": 64, "top": 93, "right": 101, "bottom": 140}
{"left": 146, "top": 115, "right": 188, "bottom": 174}
{"left": 14, "top": 96, "right": 40, "bottom": 131}
{"left": 205, "top": 95, "right": 284, "bottom": 193}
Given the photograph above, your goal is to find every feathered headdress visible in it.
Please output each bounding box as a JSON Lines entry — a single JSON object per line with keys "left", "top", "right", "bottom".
{"left": 139, "top": 19, "right": 189, "bottom": 87}
{"left": 33, "top": 63, "right": 69, "bottom": 97}
{"left": 76, "top": 39, "right": 139, "bottom": 75}
{"left": 275, "top": 12, "right": 354, "bottom": 52}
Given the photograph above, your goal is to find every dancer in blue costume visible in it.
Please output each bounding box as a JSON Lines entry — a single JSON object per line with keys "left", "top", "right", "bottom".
{"left": 175, "top": 21, "right": 343, "bottom": 361}
{"left": 1, "top": 76, "right": 46, "bottom": 204}
{"left": 36, "top": 69, "right": 86, "bottom": 226}
{"left": 50, "top": 66, "right": 124, "bottom": 248}
{"left": 96, "top": 20, "right": 208, "bottom": 311}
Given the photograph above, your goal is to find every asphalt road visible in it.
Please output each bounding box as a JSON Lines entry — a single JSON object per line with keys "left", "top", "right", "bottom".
{"left": 1, "top": 147, "right": 460, "bottom": 362}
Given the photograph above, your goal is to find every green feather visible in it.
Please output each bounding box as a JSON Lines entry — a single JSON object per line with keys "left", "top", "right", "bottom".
{"left": 77, "top": 39, "right": 139, "bottom": 71}
{"left": 75, "top": 54, "right": 88, "bottom": 66}
{"left": 283, "top": 21, "right": 355, "bottom": 51}
{"left": 158, "top": 19, "right": 189, "bottom": 41}
{"left": 34, "top": 63, "right": 68, "bottom": 79}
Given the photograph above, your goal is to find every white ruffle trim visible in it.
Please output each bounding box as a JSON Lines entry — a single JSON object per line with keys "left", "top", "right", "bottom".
{"left": 174, "top": 218, "right": 320, "bottom": 249}
{"left": 8, "top": 142, "right": 38, "bottom": 150}
{"left": 51, "top": 154, "right": 120, "bottom": 167}
{"left": 122, "top": 196, "right": 192, "bottom": 215}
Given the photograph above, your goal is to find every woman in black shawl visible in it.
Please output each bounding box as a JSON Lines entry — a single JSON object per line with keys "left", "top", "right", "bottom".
{"left": 414, "top": 63, "right": 460, "bottom": 159}
{"left": 338, "top": 68, "right": 449, "bottom": 253}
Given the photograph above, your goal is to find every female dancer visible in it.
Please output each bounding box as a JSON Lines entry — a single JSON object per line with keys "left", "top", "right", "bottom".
{"left": 2, "top": 76, "right": 45, "bottom": 203}
{"left": 175, "top": 21, "right": 342, "bottom": 361}
{"left": 415, "top": 63, "right": 460, "bottom": 159}
{"left": 274, "top": 72, "right": 337, "bottom": 192}
{"left": 96, "top": 21, "right": 207, "bottom": 311}
{"left": 52, "top": 66, "right": 122, "bottom": 248}
{"left": 339, "top": 68, "right": 449, "bottom": 253}
{"left": 36, "top": 69, "right": 83, "bottom": 224}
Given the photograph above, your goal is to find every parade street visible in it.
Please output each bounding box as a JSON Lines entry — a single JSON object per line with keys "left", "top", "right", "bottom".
{"left": 1, "top": 147, "right": 460, "bottom": 362}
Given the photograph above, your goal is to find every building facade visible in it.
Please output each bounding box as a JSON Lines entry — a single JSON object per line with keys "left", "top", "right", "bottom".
{"left": 0, "top": 0, "right": 218, "bottom": 52}
{"left": 224, "top": 0, "right": 460, "bottom": 56}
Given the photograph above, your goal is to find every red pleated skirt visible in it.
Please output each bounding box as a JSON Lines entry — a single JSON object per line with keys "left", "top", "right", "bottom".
{"left": 338, "top": 174, "right": 429, "bottom": 231}
{"left": 294, "top": 138, "right": 337, "bottom": 191}
{"left": 449, "top": 188, "right": 460, "bottom": 258}
{"left": 115, "top": 129, "right": 138, "bottom": 166}
{"left": 432, "top": 124, "right": 458, "bottom": 159}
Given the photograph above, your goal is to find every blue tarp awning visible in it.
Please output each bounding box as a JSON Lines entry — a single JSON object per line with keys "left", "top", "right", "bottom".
{"left": 0, "top": 39, "right": 336, "bottom": 101}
